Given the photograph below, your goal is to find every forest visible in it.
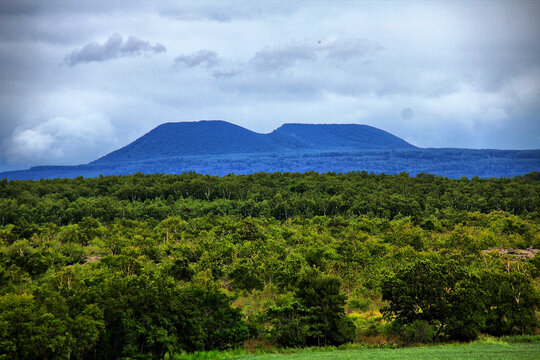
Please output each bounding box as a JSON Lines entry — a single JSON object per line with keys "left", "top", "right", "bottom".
{"left": 0, "top": 171, "right": 539, "bottom": 359}
{"left": 3, "top": 148, "right": 540, "bottom": 180}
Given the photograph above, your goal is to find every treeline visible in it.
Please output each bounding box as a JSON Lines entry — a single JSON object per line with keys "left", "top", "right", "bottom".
{"left": 0, "top": 172, "right": 539, "bottom": 359}
{"left": 1, "top": 171, "right": 539, "bottom": 226}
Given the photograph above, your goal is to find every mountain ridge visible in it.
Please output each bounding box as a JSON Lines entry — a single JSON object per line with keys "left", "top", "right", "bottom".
{"left": 272, "top": 123, "right": 414, "bottom": 149}
{"left": 1, "top": 120, "right": 538, "bottom": 180}
{"left": 93, "top": 120, "right": 415, "bottom": 164}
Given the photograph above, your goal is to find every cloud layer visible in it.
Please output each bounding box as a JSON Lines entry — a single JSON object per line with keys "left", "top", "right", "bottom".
{"left": 0, "top": 0, "right": 539, "bottom": 171}
{"left": 249, "top": 38, "right": 382, "bottom": 72}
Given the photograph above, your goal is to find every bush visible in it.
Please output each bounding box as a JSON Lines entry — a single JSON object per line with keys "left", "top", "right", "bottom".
{"left": 403, "top": 320, "right": 435, "bottom": 344}
{"left": 266, "top": 301, "right": 310, "bottom": 348}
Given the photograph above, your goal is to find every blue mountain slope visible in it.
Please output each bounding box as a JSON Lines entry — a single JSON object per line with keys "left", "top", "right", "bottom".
{"left": 94, "top": 121, "right": 415, "bottom": 165}
{"left": 1, "top": 121, "right": 538, "bottom": 180}
{"left": 271, "top": 123, "right": 415, "bottom": 149}
{"left": 93, "top": 121, "right": 281, "bottom": 164}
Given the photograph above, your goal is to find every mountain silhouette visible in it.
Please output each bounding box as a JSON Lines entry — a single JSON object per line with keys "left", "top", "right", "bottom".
{"left": 93, "top": 120, "right": 415, "bottom": 164}
{"left": 1, "top": 121, "right": 538, "bottom": 180}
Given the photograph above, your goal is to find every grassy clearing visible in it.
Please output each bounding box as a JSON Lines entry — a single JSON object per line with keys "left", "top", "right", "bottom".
{"left": 168, "top": 337, "right": 540, "bottom": 360}
{"left": 235, "top": 343, "right": 540, "bottom": 360}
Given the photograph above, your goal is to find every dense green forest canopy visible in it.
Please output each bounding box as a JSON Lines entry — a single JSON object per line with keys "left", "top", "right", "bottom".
{"left": 1, "top": 171, "right": 538, "bottom": 225}
{"left": 0, "top": 171, "right": 539, "bottom": 359}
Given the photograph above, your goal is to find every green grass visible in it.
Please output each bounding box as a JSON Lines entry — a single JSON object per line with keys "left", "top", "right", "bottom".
{"left": 234, "top": 343, "right": 540, "bottom": 360}
{"left": 169, "top": 342, "right": 540, "bottom": 360}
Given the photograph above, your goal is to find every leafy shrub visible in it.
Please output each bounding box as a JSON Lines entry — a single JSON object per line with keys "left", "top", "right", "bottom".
{"left": 403, "top": 320, "right": 435, "bottom": 344}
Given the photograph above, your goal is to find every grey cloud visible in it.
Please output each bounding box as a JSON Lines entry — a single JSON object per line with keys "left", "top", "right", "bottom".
{"left": 324, "top": 39, "right": 384, "bottom": 60}
{"left": 168, "top": 7, "right": 241, "bottom": 22}
{"left": 0, "top": 1, "right": 42, "bottom": 15}
{"left": 251, "top": 44, "right": 317, "bottom": 71}
{"left": 64, "top": 33, "right": 166, "bottom": 66}
{"left": 0, "top": 1, "right": 159, "bottom": 44}
{"left": 122, "top": 36, "right": 166, "bottom": 55}
{"left": 160, "top": 2, "right": 298, "bottom": 22}
{"left": 401, "top": 108, "right": 414, "bottom": 120}
{"left": 175, "top": 50, "right": 220, "bottom": 68}
{"left": 0, "top": 18, "right": 97, "bottom": 45}
{"left": 174, "top": 38, "right": 382, "bottom": 80}
{"left": 0, "top": 0, "right": 156, "bottom": 16}
{"left": 212, "top": 69, "right": 243, "bottom": 79}
{"left": 250, "top": 39, "right": 383, "bottom": 72}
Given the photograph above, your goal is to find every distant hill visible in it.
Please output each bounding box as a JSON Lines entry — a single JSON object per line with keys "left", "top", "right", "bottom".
{"left": 94, "top": 121, "right": 280, "bottom": 163}
{"left": 93, "top": 121, "right": 414, "bottom": 164}
{"left": 272, "top": 123, "right": 415, "bottom": 150}
{"left": 1, "top": 121, "right": 538, "bottom": 180}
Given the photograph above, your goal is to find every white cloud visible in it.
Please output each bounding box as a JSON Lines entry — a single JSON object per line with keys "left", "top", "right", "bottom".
{"left": 11, "top": 130, "right": 55, "bottom": 156}
{"left": 6, "top": 115, "right": 117, "bottom": 166}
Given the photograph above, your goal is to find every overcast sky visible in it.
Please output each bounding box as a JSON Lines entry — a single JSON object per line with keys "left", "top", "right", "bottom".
{"left": 1, "top": 0, "right": 539, "bottom": 171}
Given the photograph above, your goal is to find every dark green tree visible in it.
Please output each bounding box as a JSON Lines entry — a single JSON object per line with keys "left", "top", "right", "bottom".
{"left": 295, "top": 269, "right": 355, "bottom": 346}
{"left": 382, "top": 258, "right": 485, "bottom": 341}
{"left": 265, "top": 301, "right": 311, "bottom": 348}
{"left": 481, "top": 271, "right": 539, "bottom": 335}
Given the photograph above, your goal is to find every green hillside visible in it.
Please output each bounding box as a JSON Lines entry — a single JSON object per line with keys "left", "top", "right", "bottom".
{"left": 0, "top": 172, "right": 538, "bottom": 359}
